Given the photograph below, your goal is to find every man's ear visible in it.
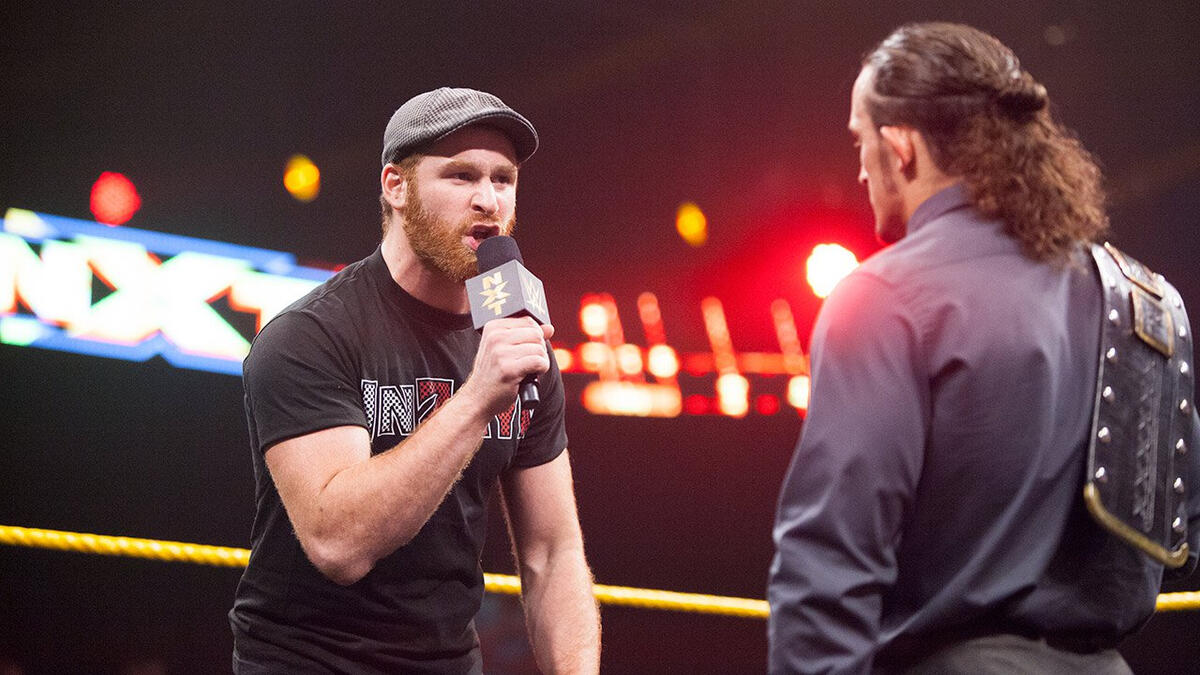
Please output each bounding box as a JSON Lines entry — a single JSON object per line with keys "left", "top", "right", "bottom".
{"left": 381, "top": 164, "right": 408, "bottom": 211}
{"left": 878, "top": 125, "right": 916, "bottom": 172}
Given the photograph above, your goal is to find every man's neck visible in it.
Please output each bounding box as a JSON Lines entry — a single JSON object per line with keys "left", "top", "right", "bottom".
{"left": 903, "top": 172, "right": 959, "bottom": 224}
{"left": 380, "top": 234, "right": 471, "bottom": 314}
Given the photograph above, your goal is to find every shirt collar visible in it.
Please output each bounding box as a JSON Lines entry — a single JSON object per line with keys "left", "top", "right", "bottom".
{"left": 366, "top": 247, "right": 474, "bottom": 331}
{"left": 907, "top": 182, "right": 972, "bottom": 235}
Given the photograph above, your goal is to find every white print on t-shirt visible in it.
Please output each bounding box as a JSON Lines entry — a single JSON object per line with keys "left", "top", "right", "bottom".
{"left": 361, "top": 377, "right": 531, "bottom": 442}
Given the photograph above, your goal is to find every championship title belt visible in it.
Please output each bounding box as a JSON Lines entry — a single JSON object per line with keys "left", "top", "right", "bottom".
{"left": 1085, "top": 242, "right": 1192, "bottom": 567}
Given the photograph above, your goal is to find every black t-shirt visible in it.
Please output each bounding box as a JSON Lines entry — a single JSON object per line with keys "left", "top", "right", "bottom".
{"left": 229, "top": 247, "right": 567, "bottom": 674}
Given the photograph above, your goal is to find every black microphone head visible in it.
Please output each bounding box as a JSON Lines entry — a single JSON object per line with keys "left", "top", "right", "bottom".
{"left": 465, "top": 233, "right": 549, "bottom": 329}
{"left": 476, "top": 235, "right": 523, "bottom": 272}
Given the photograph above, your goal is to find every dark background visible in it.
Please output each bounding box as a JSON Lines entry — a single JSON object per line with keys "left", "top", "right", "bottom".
{"left": 2, "top": 2, "right": 1198, "bottom": 673}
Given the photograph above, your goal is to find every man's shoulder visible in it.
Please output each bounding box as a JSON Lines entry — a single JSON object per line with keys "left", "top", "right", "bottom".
{"left": 855, "top": 225, "right": 941, "bottom": 285}
{"left": 825, "top": 212, "right": 1011, "bottom": 339}
{"left": 247, "top": 255, "right": 382, "bottom": 362}
{"left": 850, "top": 244, "right": 925, "bottom": 296}
{"left": 860, "top": 208, "right": 1019, "bottom": 287}
{"left": 269, "top": 257, "right": 377, "bottom": 328}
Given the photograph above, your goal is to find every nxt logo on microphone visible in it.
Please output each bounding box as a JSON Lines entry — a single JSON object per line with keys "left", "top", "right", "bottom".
{"left": 479, "top": 271, "right": 510, "bottom": 316}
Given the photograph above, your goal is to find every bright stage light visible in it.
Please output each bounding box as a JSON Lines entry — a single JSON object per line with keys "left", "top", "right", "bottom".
{"left": 806, "top": 243, "right": 858, "bottom": 298}
{"left": 716, "top": 372, "right": 749, "bottom": 417}
{"left": 284, "top": 154, "right": 320, "bottom": 202}
{"left": 787, "top": 374, "right": 811, "bottom": 412}
{"left": 646, "top": 344, "right": 679, "bottom": 379}
{"left": 581, "top": 381, "right": 682, "bottom": 417}
{"left": 615, "top": 343, "right": 643, "bottom": 375}
{"left": 579, "top": 341, "right": 612, "bottom": 373}
{"left": 579, "top": 301, "right": 608, "bottom": 338}
{"left": 90, "top": 172, "right": 141, "bottom": 226}
{"left": 553, "top": 347, "right": 574, "bottom": 371}
{"left": 676, "top": 202, "right": 707, "bottom": 247}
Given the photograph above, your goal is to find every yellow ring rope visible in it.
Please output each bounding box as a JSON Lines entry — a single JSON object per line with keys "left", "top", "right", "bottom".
{"left": 2, "top": 524, "right": 1197, "bottom": 616}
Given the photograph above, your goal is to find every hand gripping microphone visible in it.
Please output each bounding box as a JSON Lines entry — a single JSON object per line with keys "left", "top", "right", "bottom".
{"left": 465, "top": 235, "right": 551, "bottom": 410}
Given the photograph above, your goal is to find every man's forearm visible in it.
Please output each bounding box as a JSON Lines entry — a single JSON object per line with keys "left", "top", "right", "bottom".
{"left": 520, "top": 547, "right": 601, "bottom": 674}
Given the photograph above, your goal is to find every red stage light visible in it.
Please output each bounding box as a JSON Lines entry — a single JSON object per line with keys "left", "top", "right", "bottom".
{"left": 755, "top": 394, "right": 780, "bottom": 416}
{"left": 90, "top": 172, "right": 141, "bottom": 226}
{"left": 684, "top": 394, "right": 710, "bottom": 416}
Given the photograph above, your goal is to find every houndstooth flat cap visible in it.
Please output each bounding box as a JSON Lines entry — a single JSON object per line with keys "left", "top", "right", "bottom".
{"left": 381, "top": 87, "right": 538, "bottom": 166}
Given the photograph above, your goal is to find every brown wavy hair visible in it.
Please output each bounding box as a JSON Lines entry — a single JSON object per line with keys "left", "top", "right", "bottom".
{"left": 863, "top": 22, "right": 1108, "bottom": 262}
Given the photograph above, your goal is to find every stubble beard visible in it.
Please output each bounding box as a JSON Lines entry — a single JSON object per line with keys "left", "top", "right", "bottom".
{"left": 401, "top": 181, "right": 517, "bottom": 282}
{"left": 872, "top": 141, "right": 906, "bottom": 244}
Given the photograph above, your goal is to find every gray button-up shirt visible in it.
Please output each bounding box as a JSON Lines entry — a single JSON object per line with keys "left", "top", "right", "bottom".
{"left": 768, "top": 183, "right": 1200, "bottom": 673}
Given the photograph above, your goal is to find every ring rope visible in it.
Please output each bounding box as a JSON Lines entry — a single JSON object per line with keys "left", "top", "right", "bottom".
{"left": 2, "top": 524, "right": 1197, "bottom": 616}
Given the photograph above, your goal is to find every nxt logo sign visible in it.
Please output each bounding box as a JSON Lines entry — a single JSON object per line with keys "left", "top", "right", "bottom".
{"left": 479, "top": 272, "right": 510, "bottom": 316}
{"left": 0, "top": 208, "right": 328, "bottom": 374}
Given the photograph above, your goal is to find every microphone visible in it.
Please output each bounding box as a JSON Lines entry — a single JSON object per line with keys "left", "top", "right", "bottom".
{"left": 465, "top": 236, "right": 551, "bottom": 410}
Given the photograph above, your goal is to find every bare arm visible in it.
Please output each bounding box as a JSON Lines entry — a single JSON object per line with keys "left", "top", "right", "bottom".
{"left": 265, "top": 317, "right": 553, "bottom": 585}
{"left": 501, "top": 451, "right": 600, "bottom": 674}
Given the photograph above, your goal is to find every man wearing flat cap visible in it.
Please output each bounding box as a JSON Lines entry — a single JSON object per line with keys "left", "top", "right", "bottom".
{"left": 229, "top": 87, "right": 601, "bottom": 674}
